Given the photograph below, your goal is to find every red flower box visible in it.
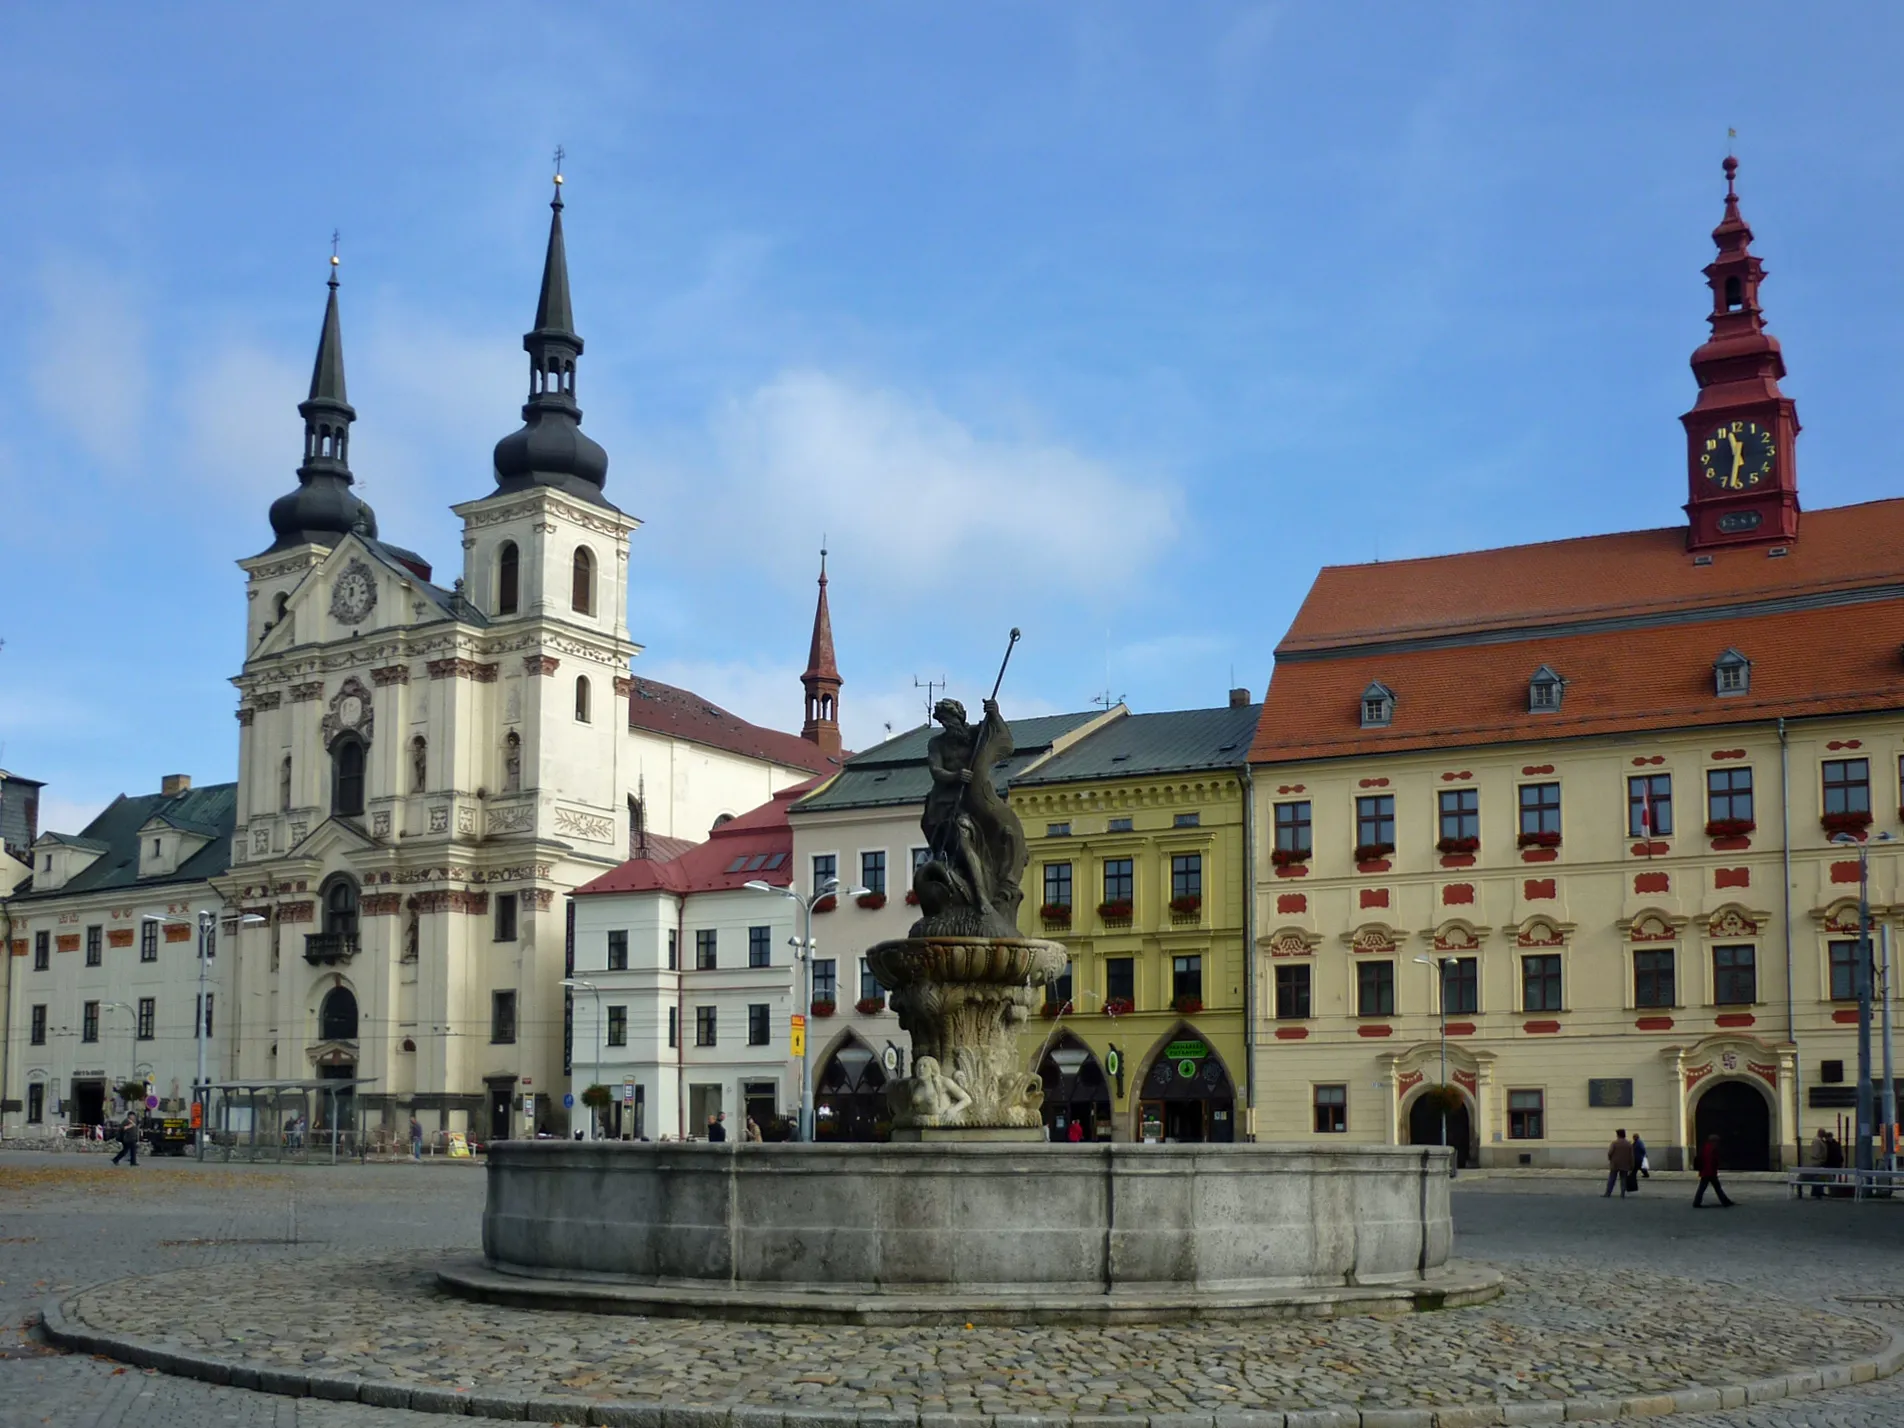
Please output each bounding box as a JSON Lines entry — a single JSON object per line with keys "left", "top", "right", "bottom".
{"left": 856, "top": 892, "right": 887, "bottom": 910}
{"left": 1270, "top": 848, "right": 1311, "bottom": 867}
{"left": 1168, "top": 895, "right": 1202, "bottom": 917}
{"left": 1039, "top": 903, "right": 1073, "bottom": 924}
{"left": 1822, "top": 811, "right": 1873, "bottom": 833}
{"left": 1102, "top": 997, "right": 1134, "bottom": 1017}
{"left": 1039, "top": 1000, "right": 1072, "bottom": 1019}
{"left": 1435, "top": 836, "right": 1479, "bottom": 854}
{"left": 810, "top": 1000, "right": 836, "bottom": 1018}
{"left": 1352, "top": 843, "right": 1395, "bottom": 863}
{"left": 1516, "top": 830, "right": 1561, "bottom": 849}
{"left": 854, "top": 996, "right": 886, "bottom": 1016}
{"left": 904, "top": 889, "right": 919, "bottom": 905}
{"left": 812, "top": 895, "right": 838, "bottom": 914}
{"left": 1097, "top": 900, "right": 1133, "bottom": 920}
{"left": 1704, "top": 818, "right": 1756, "bottom": 839}
{"left": 1173, "top": 995, "right": 1203, "bottom": 1015}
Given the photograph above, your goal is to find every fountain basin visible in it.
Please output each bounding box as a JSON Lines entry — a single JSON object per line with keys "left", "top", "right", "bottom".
{"left": 449, "top": 1140, "right": 1494, "bottom": 1324}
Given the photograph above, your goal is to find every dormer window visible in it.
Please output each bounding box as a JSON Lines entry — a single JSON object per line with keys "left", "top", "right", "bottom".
{"left": 1714, "top": 648, "right": 1750, "bottom": 697}
{"left": 1360, "top": 681, "right": 1395, "bottom": 729}
{"left": 1528, "top": 665, "right": 1563, "bottom": 713}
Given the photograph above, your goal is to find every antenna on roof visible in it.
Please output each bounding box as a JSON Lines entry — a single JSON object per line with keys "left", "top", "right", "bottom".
{"left": 1090, "top": 688, "right": 1124, "bottom": 713}
{"left": 912, "top": 675, "right": 945, "bottom": 720}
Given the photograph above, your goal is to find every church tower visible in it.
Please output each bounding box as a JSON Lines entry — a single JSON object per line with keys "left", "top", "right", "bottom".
{"left": 800, "top": 548, "right": 843, "bottom": 756}
{"left": 1682, "top": 156, "right": 1801, "bottom": 549}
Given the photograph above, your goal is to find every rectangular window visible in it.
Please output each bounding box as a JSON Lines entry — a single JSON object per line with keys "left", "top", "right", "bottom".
{"left": 490, "top": 990, "right": 516, "bottom": 1044}
{"left": 860, "top": 958, "right": 882, "bottom": 1002}
{"left": 85, "top": 925, "right": 102, "bottom": 966}
{"left": 1170, "top": 854, "right": 1202, "bottom": 902}
{"left": 1046, "top": 959, "right": 1074, "bottom": 1009}
{"left": 1107, "top": 816, "right": 1133, "bottom": 833}
{"left": 860, "top": 850, "right": 887, "bottom": 896}
{"left": 1829, "top": 939, "right": 1863, "bottom": 1001}
{"left": 1823, "top": 758, "right": 1871, "bottom": 817}
{"left": 1634, "top": 948, "right": 1676, "bottom": 1008}
{"left": 1172, "top": 955, "right": 1203, "bottom": 1004}
{"left": 911, "top": 846, "right": 931, "bottom": 876}
{"left": 1274, "top": 801, "right": 1312, "bottom": 854}
{"left": 607, "top": 930, "right": 628, "bottom": 971}
{"left": 1043, "top": 862, "right": 1073, "bottom": 909}
{"left": 27, "top": 1082, "right": 44, "bottom": 1124}
{"left": 1441, "top": 956, "right": 1479, "bottom": 1015}
{"left": 1355, "top": 795, "right": 1396, "bottom": 853}
{"left": 1507, "top": 1089, "right": 1545, "bottom": 1139}
{"left": 1102, "top": 858, "right": 1134, "bottom": 905}
{"left": 667, "top": 1005, "right": 678, "bottom": 1048}
{"left": 1356, "top": 960, "right": 1395, "bottom": 1017}
{"left": 1707, "top": 766, "right": 1754, "bottom": 825}
{"left": 140, "top": 922, "right": 158, "bottom": 962}
{"left": 748, "top": 1003, "right": 770, "bottom": 1046}
{"left": 34, "top": 931, "right": 49, "bottom": 970}
{"left": 812, "top": 853, "right": 837, "bottom": 894}
{"left": 1046, "top": 822, "right": 1071, "bottom": 837}
{"left": 1106, "top": 957, "right": 1135, "bottom": 1004}
{"left": 1173, "top": 812, "right": 1200, "bottom": 828}
{"left": 493, "top": 893, "right": 519, "bottom": 943}
{"left": 1713, "top": 944, "right": 1757, "bottom": 1005}
{"left": 607, "top": 1005, "right": 628, "bottom": 1047}
{"left": 1518, "top": 782, "right": 1562, "bottom": 839}
{"left": 1628, "top": 773, "right": 1674, "bottom": 837}
{"left": 695, "top": 1006, "right": 717, "bottom": 1047}
{"left": 1521, "top": 954, "right": 1563, "bottom": 1012}
{"left": 197, "top": 993, "right": 214, "bottom": 1037}
{"left": 136, "top": 997, "right": 156, "bottom": 1040}
{"left": 749, "top": 926, "right": 771, "bottom": 968}
{"left": 812, "top": 959, "right": 837, "bottom": 1005}
{"left": 82, "top": 1001, "right": 100, "bottom": 1044}
{"left": 29, "top": 1004, "right": 46, "bottom": 1046}
{"left": 667, "top": 929, "right": 678, "bottom": 971}
{"left": 1438, "top": 788, "right": 1479, "bottom": 843}
{"left": 1274, "top": 963, "right": 1311, "bottom": 1020}
{"left": 695, "top": 929, "right": 718, "bottom": 971}
{"left": 1314, "top": 1084, "right": 1347, "bottom": 1133}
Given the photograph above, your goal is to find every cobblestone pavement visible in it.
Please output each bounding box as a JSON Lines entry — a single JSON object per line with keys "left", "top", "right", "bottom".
{"left": 3, "top": 1153, "right": 1903, "bottom": 1426}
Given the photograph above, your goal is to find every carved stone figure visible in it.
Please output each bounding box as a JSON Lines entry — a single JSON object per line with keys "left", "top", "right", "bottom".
{"left": 903, "top": 1055, "right": 973, "bottom": 1124}
{"left": 912, "top": 696, "right": 1027, "bottom": 941}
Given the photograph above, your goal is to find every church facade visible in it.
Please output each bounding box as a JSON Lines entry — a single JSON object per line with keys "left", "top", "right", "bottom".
{"left": 207, "top": 175, "right": 838, "bottom": 1141}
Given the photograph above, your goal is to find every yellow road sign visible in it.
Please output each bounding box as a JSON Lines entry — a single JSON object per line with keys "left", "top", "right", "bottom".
{"left": 790, "top": 1026, "right": 807, "bottom": 1057}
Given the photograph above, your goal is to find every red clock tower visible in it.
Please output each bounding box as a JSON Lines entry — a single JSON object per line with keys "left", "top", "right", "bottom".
{"left": 1681, "top": 157, "right": 1801, "bottom": 549}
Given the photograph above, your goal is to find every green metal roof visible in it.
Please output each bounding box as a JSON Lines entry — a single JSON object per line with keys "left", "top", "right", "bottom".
{"left": 1013, "top": 704, "right": 1261, "bottom": 787}
{"left": 14, "top": 782, "right": 238, "bottom": 901}
{"left": 792, "top": 711, "right": 1106, "bottom": 815}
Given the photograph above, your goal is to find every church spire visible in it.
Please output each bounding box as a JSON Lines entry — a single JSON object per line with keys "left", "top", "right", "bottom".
{"left": 491, "top": 154, "right": 613, "bottom": 507}
{"left": 800, "top": 545, "right": 843, "bottom": 756}
{"left": 266, "top": 247, "right": 378, "bottom": 552}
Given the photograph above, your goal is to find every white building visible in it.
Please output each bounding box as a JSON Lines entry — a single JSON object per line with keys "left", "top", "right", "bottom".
{"left": 2, "top": 775, "right": 234, "bottom": 1136}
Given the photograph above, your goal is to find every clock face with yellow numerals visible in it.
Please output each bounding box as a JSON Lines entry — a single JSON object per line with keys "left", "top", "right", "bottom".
{"left": 1699, "top": 420, "right": 1776, "bottom": 491}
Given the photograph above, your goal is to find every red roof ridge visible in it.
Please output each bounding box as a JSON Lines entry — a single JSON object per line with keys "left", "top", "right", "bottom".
{"left": 625, "top": 674, "right": 839, "bottom": 774}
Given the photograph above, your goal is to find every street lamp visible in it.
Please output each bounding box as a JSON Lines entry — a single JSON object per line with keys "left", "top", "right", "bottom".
{"left": 744, "top": 875, "right": 870, "bottom": 1141}
{"left": 150, "top": 909, "right": 268, "bottom": 1158}
{"left": 1413, "top": 954, "right": 1456, "bottom": 1178}
{"left": 560, "top": 977, "right": 603, "bottom": 1139}
{"left": 1831, "top": 830, "right": 1894, "bottom": 1185}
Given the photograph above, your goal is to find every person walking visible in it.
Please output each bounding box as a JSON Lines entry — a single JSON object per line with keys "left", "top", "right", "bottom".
{"left": 1824, "top": 1131, "right": 1848, "bottom": 1197}
{"left": 111, "top": 1113, "right": 140, "bottom": 1167}
{"left": 744, "top": 1115, "right": 763, "bottom": 1143}
{"left": 1809, "top": 1127, "right": 1830, "bottom": 1199}
{"left": 1604, "top": 1129, "right": 1636, "bottom": 1197}
{"left": 1631, "top": 1132, "right": 1651, "bottom": 1181}
{"left": 707, "top": 1112, "right": 728, "bottom": 1143}
{"left": 1692, "top": 1132, "right": 1734, "bottom": 1208}
{"left": 409, "top": 1114, "right": 424, "bottom": 1161}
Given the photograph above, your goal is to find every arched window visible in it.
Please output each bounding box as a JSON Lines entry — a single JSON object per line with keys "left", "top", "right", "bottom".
{"left": 574, "top": 676, "right": 592, "bottom": 724}
{"left": 321, "top": 874, "right": 360, "bottom": 938}
{"left": 503, "top": 732, "right": 522, "bottom": 793}
{"left": 273, "top": 591, "right": 289, "bottom": 623}
{"left": 571, "top": 548, "right": 594, "bottom": 615}
{"left": 410, "top": 735, "right": 427, "bottom": 792}
{"left": 497, "top": 541, "right": 519, "bottom": 616}
{"left": 279, "top": 755, "right": 293, "bottom": 812}
{"left": 1724, "top": 275, "right": 1743, "bottom": 311}
{"left": 318, "top": 986, "right": 359, "bottom": 1041}
{"left": 331, "top": 735, "right": 366, "bottom": 816}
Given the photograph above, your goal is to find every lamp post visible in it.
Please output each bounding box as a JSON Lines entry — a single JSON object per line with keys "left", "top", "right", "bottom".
{"left": 1831, "top": 831, "right": 1892, "bottom": 1182}
{"left": 1413, "top": 954, "right": 1455, "bottom": 1177}
{"left": 744, "top": 875, "right": 869, "bottom": 1141}
{"left": 560, "top": 977, "right": 602, "bottom": 1139}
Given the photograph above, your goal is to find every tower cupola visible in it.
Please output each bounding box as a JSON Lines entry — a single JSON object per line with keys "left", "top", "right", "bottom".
{"left": 491, "top": 163, "right": 613, "bottom": 507}
{"left": 266, "top": 254, "right": 378, "bottom": 551}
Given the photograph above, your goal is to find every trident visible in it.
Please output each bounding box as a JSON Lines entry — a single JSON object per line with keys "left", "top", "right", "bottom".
{"left": 989, "top": 628, "right": 1022, "bottom": 703}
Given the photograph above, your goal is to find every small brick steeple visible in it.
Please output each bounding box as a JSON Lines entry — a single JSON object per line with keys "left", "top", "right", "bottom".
{"left": 800, "top": 547, "right": 842, "bottom": 756}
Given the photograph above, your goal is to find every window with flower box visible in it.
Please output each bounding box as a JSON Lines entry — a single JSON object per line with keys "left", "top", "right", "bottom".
{"left": 1045, "top": 959, "right": 1074, "bottom": 1011}
{"left": 1354, "top": 795, "right": 1395, "bottom": 859}
{"left": 1100, "top": 859, "right": 1134, "bottom": 918}
{"left": 1042, "top": 862, "right": 1073, "bottom": 921}
{"left": 1517, "top": 783, "right": 1561, "bottom": 846}
{"left": 1172, "top": 955, "right": 1202, "bottom": 1010}
{"left": 1822, "top": 759, "right": 1870, "bottom": 831}
{"left": 1437, "top": 788, "right": 1478, "bottom": 851}
{"left": 1706, "top": 767, "right": 1754, "bottom": 832}
{"left": 860, "top": 850, "right": 887, "bottom": 896}
{"left": 1273, "top": 801, "right": 1312, "bottom": 864}
{"left": 1106, "top": 957, "right": 1134, "bottom": 1010}
{"left": 1169, "top": 854, "right": 1202, "bottom": 917}
{"left": 812, "top": 959, "right": 837, "bottom": 1006}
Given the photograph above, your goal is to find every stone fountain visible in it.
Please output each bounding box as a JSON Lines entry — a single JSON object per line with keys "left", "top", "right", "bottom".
{"left": 447, "top": 641, "right": 1497, "bottom": 1324}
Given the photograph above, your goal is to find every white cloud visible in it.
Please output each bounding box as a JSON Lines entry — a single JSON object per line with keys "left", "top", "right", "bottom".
{"left": 32, "top": 260, "right": 149, "bottom": 471}
{"left": 184, "top": 342, "right": 304, "bottom": 503}
{"left": 34, "top": 795, "right": 112, "bottom": 839}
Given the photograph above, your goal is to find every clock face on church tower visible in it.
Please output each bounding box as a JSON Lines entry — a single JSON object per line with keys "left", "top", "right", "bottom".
{"left": 1698, "top": 420, "right": 1776, "bottom": 492}
{"left": 329, "top": 560, "right": 377, "bottom": 624}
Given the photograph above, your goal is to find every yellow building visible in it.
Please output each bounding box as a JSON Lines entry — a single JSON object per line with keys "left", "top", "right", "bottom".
{"left": 1245, "top": 162, "right": 1901, "bottom": 1172}
{"left": 1010, "top": 697, "right": 1260, "bottom": 1142}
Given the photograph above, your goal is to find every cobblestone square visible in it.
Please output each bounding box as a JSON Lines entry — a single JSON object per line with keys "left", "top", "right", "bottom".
{"left": 2, "top": 1153, "right": 1902, "bottom": 1426}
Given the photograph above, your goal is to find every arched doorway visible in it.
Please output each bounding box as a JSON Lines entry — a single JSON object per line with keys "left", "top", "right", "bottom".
{"left": 815, "top": 1037, "right": 888, "bottom": 1142}
{"left": 318, "top": 987, "right": 359, "bottom": 1042}
{"left": 1037, "top": 1033, "right": 1111, "bottom": 1142}
{"left": 1136, "top": 1025, "right": 1236, "bottom": 1143}
{"left": 1694, "top": 1079, "right": 1772, "bottom": 1171}
{"left": 1406, "top": 1089, "right": 1473, "bottom": 1168}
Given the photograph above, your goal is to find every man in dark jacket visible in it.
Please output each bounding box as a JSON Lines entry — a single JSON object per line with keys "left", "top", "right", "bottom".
{"left": 1692, "top": 1132, "right": 1733, "bottom": 1207}
{"left": 1604, "top": 1129, "right": 1636, "bottom": 1197}
{"left": 706, "top": 1112, "right": 727, "bottom": 1143}
{"left": 110, "top": 1113, "right": 140, "bottom": 1167}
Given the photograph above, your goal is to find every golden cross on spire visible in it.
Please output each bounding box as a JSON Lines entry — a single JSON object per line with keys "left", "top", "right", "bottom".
{"left": 329, "top": 228, "right": 340, "bottom": 281}
{"left": 553, "top": 144, "right": 565, "bottom": 187}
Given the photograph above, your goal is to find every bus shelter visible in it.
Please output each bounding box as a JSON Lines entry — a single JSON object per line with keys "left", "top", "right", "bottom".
{"left": 200, "top": 1078, "right": 378, "bottom": 1163}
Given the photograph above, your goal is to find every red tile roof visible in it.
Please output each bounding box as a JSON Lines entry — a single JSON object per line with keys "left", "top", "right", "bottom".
{"left": 624, "top": 676, "right": 841, "bottom": 775}
{"left": 1253, "top": 499, "right": 1904, "bottom": 764}
{"left": 571, "top": 779, "right": 818, "bottom": 898}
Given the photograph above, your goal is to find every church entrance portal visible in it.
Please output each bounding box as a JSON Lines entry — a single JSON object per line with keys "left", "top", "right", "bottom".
{"left": 1406, "top": 1091, "right": 1473, "bottom": 1168}
{"left": 1137, "top": 1029, "right": 1235, "bottom": 1143}
{"left": 1694, "top": 1079, "right": 1772, "bottom": 1172}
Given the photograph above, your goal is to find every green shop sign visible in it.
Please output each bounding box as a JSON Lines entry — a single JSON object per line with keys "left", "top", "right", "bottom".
{"left": 1163, "top": 1040, "right": 1207, "bottom": 1062}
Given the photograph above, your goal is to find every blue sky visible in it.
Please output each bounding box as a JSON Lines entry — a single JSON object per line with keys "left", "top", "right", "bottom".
{"left": 4, "top": 5, "right": 1903, "bottom": 833}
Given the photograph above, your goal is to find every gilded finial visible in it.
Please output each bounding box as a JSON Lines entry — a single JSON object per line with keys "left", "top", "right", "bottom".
{"left": 328, "top": 229, "right": 341, "bottom": 287}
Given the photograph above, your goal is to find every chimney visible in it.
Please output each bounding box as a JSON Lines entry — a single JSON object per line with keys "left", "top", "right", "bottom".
{"left": 1228, "top": 688, "right": 1251, "bottom": 708}
{"left": 161, "top": 774, "right": 192, "bottom": 796}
